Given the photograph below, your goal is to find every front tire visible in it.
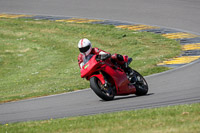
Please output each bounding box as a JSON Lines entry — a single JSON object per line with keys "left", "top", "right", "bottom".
{"left": 90, "top": 77, "right": 115, "bottom": 101}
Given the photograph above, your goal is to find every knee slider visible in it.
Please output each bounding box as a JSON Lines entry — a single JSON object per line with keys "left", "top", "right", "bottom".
{"left": 117, "top": 54, "right": 124, "bottom": 61}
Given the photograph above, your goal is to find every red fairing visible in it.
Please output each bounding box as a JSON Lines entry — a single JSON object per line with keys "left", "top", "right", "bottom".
{"left": 80, "top": 55, "right": 99, "bottom": 78}
{"left": 102, "top": 64, "right": 135, "bottom": 95}
{"left": 80, "top": 54, "right": 136, "bottom": 95}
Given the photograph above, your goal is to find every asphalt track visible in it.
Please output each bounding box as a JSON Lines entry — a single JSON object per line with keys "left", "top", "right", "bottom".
{"left": 0, "top": 0, "right": 200, "bottom": 124}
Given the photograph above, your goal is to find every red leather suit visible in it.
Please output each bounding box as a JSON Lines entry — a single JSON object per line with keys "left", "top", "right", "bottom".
{"left": 78, "top": 47, "right": 126, "bottom": 69}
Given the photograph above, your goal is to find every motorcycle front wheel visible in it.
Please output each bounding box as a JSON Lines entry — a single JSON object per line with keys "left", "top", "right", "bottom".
{"left": 90, "top": 77, "right": 115, "bottom": 101}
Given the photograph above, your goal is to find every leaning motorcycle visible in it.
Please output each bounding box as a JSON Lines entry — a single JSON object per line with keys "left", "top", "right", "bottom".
{"left": 80, "top": 54, "right": 148, "bottom": 101}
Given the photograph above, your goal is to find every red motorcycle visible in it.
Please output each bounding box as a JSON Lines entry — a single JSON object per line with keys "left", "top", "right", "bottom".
{"left": 80, "top": 54, "right": 148, "bottom": 101}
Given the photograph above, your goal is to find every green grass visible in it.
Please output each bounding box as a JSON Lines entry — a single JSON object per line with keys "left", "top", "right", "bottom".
{"left": 0, "top": 18, "right": 181, "bottom": 103}
{"left": 1, "top": 103, "right": 199, "bottom": 133}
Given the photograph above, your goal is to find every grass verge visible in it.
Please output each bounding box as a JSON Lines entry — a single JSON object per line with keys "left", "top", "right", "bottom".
{"left": 0, "top": 103, "right": 199, "bottom": 133}
{"left": 0, "top": 18, "right": 181, "bottom": 103}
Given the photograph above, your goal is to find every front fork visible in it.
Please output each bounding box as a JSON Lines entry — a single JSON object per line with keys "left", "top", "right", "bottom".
{"left": 94, "top": 71, "right": 115, "bottom": 93}
{"left": 99, "top": 71, "right": 109, "bottom": 88}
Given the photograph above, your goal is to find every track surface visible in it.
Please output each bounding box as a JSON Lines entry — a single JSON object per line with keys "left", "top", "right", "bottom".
{"left": 0, "top": 0, "right": 200, "bottom": 124}
{"left": 1, "top": 0, "right": 200, "bottom": 34}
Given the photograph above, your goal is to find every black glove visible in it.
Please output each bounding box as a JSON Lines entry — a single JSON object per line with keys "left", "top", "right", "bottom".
{"left": 100, "top": 54, "right": 111, "bottom": 60}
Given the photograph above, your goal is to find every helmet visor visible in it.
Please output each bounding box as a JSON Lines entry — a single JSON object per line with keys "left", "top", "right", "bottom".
{"left": 79, "top": 45, "right": 91, "bottom": 53}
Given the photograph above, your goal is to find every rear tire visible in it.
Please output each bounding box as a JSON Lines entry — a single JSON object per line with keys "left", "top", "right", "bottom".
{"left": 90, "top": 77, "right": 115, "bottom": 101}
{"left": 132, "top": 70, "right": 148, "bottom": 96}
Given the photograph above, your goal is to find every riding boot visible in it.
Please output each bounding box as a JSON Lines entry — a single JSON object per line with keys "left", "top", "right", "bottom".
{"left": 123, "top": 63, "right": 132, "bottom": 75}
{"left": 123, "top": 66, "right": 137, "bottom": 84}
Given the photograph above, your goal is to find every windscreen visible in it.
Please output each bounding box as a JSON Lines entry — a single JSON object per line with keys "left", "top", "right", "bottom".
{"left": 83, "top": 54, "right": 94, "bottom": 66}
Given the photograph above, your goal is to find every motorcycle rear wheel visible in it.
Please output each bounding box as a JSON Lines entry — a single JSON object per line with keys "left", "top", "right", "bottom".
{"left": 90, "top": 77, "right": 115, "bottom": 101}
{"left": 132, "top": 70, "right": 148, "bottom": 96}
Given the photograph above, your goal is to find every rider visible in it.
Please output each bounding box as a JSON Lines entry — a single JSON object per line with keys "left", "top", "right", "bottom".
{"left": 77, "top": 38, "right": 131, "bottom": 74}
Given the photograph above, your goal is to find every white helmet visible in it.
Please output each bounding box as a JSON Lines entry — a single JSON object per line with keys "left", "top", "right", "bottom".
{"left": 78, "top": 38, "right": 92, "bottom": 56}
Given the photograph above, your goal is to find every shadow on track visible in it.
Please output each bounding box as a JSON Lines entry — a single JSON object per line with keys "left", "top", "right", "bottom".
{"left": 100, "top": 93, "right": 154, "bottom": 102}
